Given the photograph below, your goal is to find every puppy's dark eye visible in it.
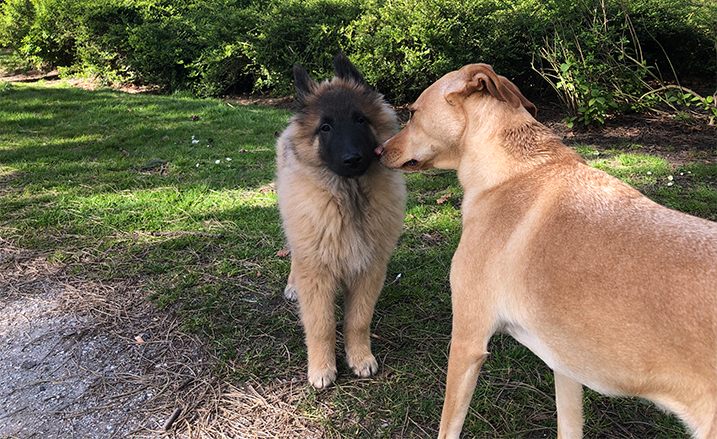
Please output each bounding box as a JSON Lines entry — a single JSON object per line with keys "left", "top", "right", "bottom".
{"left": 320, "top": 124, "right": 331, "bottom": 132}
{"left": 356, "top": 116, "right": 366, "bottom": 125}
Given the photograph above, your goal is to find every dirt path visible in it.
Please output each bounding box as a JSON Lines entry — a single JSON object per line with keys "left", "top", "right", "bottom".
{"left": 0, "top": 241, "right": 209, "bottom": 438}
{"left": 0, "top": 240, "right": 322, "bottom": 439}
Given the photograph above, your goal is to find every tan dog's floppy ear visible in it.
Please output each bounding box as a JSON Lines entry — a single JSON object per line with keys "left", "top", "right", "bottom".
{"left": 500, "top": 77, "right": 537, "bottom": 117}
{"left": 444, "top": 63, "right": 537, "bottom": 117}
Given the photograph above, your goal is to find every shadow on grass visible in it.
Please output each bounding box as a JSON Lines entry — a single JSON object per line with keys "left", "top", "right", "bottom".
{"left": 0, "top": 82, "right": 695, "bottom": 438}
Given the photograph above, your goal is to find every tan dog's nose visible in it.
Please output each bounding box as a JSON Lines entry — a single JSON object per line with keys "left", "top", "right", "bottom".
{"left": 374, "top": 144, "right": 385, "bottom": 155}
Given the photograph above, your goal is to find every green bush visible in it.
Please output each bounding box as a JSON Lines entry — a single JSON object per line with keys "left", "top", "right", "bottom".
{"left": 534, "top": 0, "right": 716, "bottom": 126}
{"left": 626, "top": 0, "right": 716, "bottom": 80}
{"left": 70, "top": 0, "right": 143, "bottom": 83}
{"left": 243, "top": 0, "right": 362, "bottom": 93}
{"left": 0, "top": 0, "right": 714, "bottom": 105}
{"left": 15, "top": 0, "right": 79, "bottom": 67}
{"left": 0, "top": 0, "right": 36, "bottom": 50}
{"left": 185, "top": 3, "right": 259, "bottom": 96}
{"left": 346, "top": 0, "right": 543, "bottom": 102}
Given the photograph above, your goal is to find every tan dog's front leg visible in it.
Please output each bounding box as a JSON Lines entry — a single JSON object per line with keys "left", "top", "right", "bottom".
{"left": 343, "top": 266, "right": 386, "bottom": 378}
{"left": 438, "top": 337, "right": 490, "bottom": 439}
{"left": 294, "top": 262, "right": 338, "bottom": 389}
{"left": 555, "top": 372, "right": 583, "bottom": 439}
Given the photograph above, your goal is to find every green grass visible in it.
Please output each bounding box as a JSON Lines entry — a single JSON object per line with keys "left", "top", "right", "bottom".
{"left": 3, "top": 79, "right": 716, "bottom": 438}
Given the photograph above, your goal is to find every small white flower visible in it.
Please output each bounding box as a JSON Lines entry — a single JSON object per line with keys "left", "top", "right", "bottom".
{"left": 191, "top": 135, "right": 195, "bottom": 140}
{"left": 226, "top": 157, "right": 232, "bottom": 161}
{"left": 196, "top": 163, "right": 200, "bottom": 168}
{"left": 395, "top": 273, "right": 402, "bottom": 280}
{"left": 667, "top": 182, "right": 674, "bottom": 186}
{"left": 646, "top": 171, "right": 652, "bottom": 175}
{"left": 207, "top": 145, "right": 211, "bottom": 148}
{"left": 192, "top": 139, "right": 200, "bottom": 144}
{"left": 668, "top": 175, "right": 674, "bottom": 181}
{"left": 215, "top": 160, "right": 221, "bottom": 164}
{"left": 680, "top": 172, "right": 684, "bottom": 176}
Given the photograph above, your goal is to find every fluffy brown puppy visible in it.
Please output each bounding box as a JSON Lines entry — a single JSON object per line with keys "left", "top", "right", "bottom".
{"left": 276, "top": 54, "right": 406, "bottom": 389}
{"left": 376, "top": 63, "right": 717, "bottom": 438}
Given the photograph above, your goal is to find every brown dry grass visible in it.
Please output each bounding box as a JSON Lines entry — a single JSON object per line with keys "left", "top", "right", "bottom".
{"left": 0, "top": 237, "right": 323, "bottom": 438}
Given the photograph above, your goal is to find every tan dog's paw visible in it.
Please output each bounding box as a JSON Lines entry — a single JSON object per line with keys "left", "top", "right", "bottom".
{"left": 283, "top": 283, "right": 298, "bottom": 301}
{"left": 307, "top": 365, "right": 337, "bottom": 389}
{"left": 348, "top": 353, "right": 379, "bottom": 378}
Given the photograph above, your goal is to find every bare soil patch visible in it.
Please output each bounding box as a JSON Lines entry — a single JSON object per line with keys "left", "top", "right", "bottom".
{"left": 536, "top": 100, "right": 717, "bottom": 165}
{"left": 0, "top": 239, "right": 323, "bottom": 439}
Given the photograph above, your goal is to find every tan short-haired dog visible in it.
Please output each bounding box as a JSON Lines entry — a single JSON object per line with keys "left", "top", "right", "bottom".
{"left": 376, "top": 63, "right": 717, "bottom": 439}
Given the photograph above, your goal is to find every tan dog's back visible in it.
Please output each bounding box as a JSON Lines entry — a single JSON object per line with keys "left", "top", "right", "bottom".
{"left": 478, "top": 159, "right": 717, "bottom": 394}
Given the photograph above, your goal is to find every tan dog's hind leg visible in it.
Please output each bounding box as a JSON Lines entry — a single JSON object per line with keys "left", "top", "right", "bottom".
{"left": 343, "top": 265, "right": 386, "bottom": 377}
{"left": 555, "top": 372, "right": 584, "bottom": 439}
{"left": 294, "top": 260, "right": 339, "bottom": 389}
{"left": 438, "top": 338, "right": 490, "bottom": 439}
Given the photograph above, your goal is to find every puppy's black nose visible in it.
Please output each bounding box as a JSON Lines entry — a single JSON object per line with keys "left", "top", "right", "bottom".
{"left": 342, "top": 153, "right": 363, "bottom": 169}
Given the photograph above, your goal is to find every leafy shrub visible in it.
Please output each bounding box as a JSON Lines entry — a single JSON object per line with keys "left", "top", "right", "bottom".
{"left": 535, "top": 0, "right": 657, "bottom": 126}
{"left": 185, "top": 2, "right": 262, "bottom": 96}
{"left": 1, "top": 0, "right": 713, "bottom": 107}
{"left": 70, "top": 0, "right": 143, "bottom": 83}
{"left": 626, "top": 0, "right": 715, "bottom": 80}
{"left": 0, "top": 0, "right": 36, "bottom": 50}
{"left": 15, "top": 0, "right": 79, "bottom": 67}
{"left": 346, "top": 0, "right": 543, "bottom": 102}
{"left": 126, "top": 16, "right": 201, "bottom": 89}
{"left": 242, "top": 0, "right": 362, "bottom": 93}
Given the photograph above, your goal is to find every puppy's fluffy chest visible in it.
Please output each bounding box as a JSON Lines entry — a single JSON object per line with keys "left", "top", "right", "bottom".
{"left": 278, "top": 162, "right": 404, "bottom": 273}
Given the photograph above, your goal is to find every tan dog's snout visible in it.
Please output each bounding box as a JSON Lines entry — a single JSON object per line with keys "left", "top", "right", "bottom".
{"left": 377, "top": 130, "right": 422, "bottom": 170}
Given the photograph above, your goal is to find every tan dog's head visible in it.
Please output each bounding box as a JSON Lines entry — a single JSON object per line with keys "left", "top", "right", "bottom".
{"left": 376, "top": 63, "right": 536, "bottom": 171}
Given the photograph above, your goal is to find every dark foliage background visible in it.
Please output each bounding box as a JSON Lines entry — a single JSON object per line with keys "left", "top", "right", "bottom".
{"left": 1, "top": 0, "right": 715, "bottom": 106}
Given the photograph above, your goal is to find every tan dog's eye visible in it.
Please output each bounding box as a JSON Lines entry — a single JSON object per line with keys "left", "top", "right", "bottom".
{"left": 409, "top": 109, "right": 416, "bottom": 120}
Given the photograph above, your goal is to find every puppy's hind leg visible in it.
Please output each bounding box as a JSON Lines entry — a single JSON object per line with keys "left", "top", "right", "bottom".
{"left": 294, "top": 260, "right": 339, "bottom": 389}
{"left": 283, "top": 258, "right": 298, "bottom": 301}
{"left": 343, "top": 265, "right": 386, "bottom": 378}
{"left": 555, "top": 372, "right": 583, "bottom": 439}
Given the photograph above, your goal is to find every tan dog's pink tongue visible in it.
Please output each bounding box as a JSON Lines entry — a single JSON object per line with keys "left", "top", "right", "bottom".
{"left": 374, "top": 145, "right": 385, "bottom": 155}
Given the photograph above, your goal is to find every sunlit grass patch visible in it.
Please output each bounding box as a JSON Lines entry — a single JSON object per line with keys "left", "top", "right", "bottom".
{"left": 1, "top": 81, "right": 706, "bottom": 438}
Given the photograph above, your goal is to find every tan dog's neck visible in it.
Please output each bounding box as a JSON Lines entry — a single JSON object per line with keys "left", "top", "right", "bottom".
{"left": 456, "top": 96, "right": 583, "bottom": 196}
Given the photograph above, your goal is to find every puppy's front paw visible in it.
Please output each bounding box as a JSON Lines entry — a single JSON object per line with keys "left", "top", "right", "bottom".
{"left": 348, "top": 353, "right": 379, "bottom": 378}
{"left": 307, "top": 365, "right": 337, "bottom": 389}
{"left": 283, "top": 283, "right": 298, "bottom": 301}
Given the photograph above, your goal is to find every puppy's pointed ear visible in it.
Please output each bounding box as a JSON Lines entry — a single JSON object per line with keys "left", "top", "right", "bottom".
{"left": 333, "top": 52, "right": 368, "bottom": 86}
{"left": 444, "top": 63, "right": 536, "bottom": 117}
{"left": 293, "top": 64, "right": 317, "bottom": 107}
